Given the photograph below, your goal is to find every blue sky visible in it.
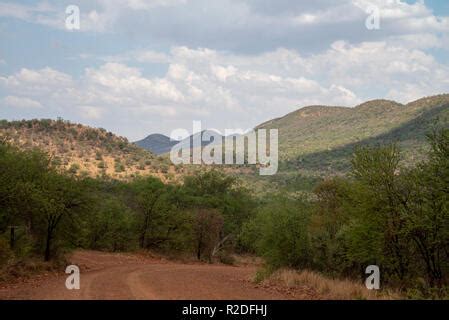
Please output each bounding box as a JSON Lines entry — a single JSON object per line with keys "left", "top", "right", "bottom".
{"left": 1, "top": 0, "right": 449, "bottom": 140}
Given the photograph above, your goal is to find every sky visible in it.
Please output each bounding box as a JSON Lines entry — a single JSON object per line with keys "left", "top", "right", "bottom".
{"left": 0, "top": 0, "right": 448, "bottom": 140}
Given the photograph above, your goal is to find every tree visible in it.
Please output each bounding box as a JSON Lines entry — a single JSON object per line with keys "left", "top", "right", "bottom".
{"left": 192, "top": 208, "right": 223, "bottom": 262}
{"left": 403, "top": 129, "right": 449, "bottom": 286}
{"left": 347, "top": 144, "right": 412, "bottom": 282}
{"left": 183, "top": 170, "right": 254, "bottom": 253}
{"left": 86, "top": 197, "right": 136, "bottom": 251}
{"left": 241, "top": 197, "right": 312, "bottom": 269}
{"left": 35, "top": 172, "right": 90, "bottom": 261}
{"left": 0, "top": 143, "right": 50, "bottom": 235}
{"left": 310, "top": 178, "right": 349, "bottom": 272}
{"left": 0, "top": 142, "right": 90, "bottom": 261}
{"left": 129, "top": 177, "right": 165, "bottom": 248}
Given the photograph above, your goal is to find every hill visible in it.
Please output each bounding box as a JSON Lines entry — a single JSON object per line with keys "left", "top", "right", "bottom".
{"left": 1, "top": 95, "right": 447, "bottom": 189}
{"left": 0, "top": 118, "right": 183, "bottom": 182}
{"left": 244, "top": 94, "right": 449, "bottom": 194}
{"left": 258, "top": 95, "right": 448, "bottom": 162}
{"left": 135, "top": 134, "right": 179, "bottom": 155}
{"left": 134, "top": 130, "right": 223, "bottom": 155}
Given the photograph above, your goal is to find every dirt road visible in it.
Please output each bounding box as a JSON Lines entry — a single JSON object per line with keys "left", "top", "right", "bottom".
{"left": 0, "top": 251, "right": 305, "bottom": 300}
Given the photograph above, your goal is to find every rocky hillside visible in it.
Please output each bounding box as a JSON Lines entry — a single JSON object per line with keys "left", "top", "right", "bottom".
{"left": 0, "top": 119, "right": 184, "bottom": 182}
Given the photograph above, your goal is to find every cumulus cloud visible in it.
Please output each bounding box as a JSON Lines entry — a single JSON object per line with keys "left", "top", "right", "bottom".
{"left": 1, "top": 1, "right": 448, "bottom": 139}
{"left": 1, "top": 95, "right": 43, "bottom": 109}
{"left": 102, "top": 50, "right": 171, "bottom": 64}
{"left": 2, "top": 39, "right": 448, "bottom": 139}
{"left": 1, "top": 1, "right": 448, "bottom": 53}
{"left": 78, "top": 106, "right": 104, "bottom": 120}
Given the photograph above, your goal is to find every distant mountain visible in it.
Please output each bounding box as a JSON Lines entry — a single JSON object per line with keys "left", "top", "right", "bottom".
{"left": 135, "top": 134, "right": 179, "bottom": 155}
{"left": 134, "top": 130, "right": 223, "bottom": 155}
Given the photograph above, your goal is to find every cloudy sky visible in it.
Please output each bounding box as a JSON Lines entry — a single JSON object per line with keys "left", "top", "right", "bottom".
{"left": 0, "top": 0, "right": 448, "bottom": 140}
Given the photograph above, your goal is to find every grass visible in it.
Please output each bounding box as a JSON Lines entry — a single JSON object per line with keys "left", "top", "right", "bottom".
{"left": 257, "top": 268, "right": 401, "bottom": 300}
{"left": 0, "top": 256, "right": 66, "bottom": 283}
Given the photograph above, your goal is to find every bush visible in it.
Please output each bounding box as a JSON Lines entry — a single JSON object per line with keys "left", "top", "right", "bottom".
{"left": 68, "top": 163, "right": 80, "bottom": 174}
{"left": 0, "top": 238, "right": 13, "bottom": 266}
{"left": 241, "top": 197, "right": 312, "bottom": 269}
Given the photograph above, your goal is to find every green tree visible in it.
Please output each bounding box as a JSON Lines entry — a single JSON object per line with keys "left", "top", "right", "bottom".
{"left": 403, "top": 129, "right": 449, "bottom": 286}
{"left": 129, "top": 177, "right": 165, "bottom": 248}
{"left": 183, "top": 170, "right": 254, "bottom": 253}
{"left": 192, "top": 208, "right": 223, "bottom": 261}
{"left": 86, "top": 197, "right": 136, "bottom": 251}
{"left": 35, "top": 172, "right": 90, "bottom": 261}
{"left": 241, "top": 197, "right": 312, "bottom": 269}
{"left": 346, "top": 144, "right": 412, "bottom": 282}
{"left": 310, "top": 177, "right": 349, "bottom": 272}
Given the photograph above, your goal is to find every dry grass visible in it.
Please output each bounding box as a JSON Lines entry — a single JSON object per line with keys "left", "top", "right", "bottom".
{"left": 232, "top": 254, "right": 264, "bottom": 267}
{"left": 260, "top": 268, "right": 401, "bottom": 300}
{"left": 0, "top": 257, "right": 64, "bottom": 284}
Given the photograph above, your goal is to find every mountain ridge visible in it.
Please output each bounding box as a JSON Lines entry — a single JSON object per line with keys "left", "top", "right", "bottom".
{"left": 1, "top": 94, "right": 448, "bottom": 187}
{"left": 135, "top": 133, "right": 179, "bottom": 155}
{"left": 134, "top": 130, "right": 224, "bottom": 155}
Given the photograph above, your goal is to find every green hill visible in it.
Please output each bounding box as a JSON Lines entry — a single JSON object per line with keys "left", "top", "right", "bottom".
{"left": 245, "top": 94, "right": 449, "bottom": 194}
{"left": 1, "top": 95, "right": 447, "bottom": 192}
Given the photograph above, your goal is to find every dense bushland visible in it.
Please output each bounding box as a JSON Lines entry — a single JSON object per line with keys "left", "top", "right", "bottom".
{"left": 241, "top": 128, "right": 449, "bottom": 297}
{"left": 0, "top": 141, "right": 254, "bottom": 269}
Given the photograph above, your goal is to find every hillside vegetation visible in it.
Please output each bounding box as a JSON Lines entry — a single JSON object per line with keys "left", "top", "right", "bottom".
{"left": 1, "top": 95, "right": 447, "bottom": 192}
{"left": 258, "top": 95, "right": 449, "bottom": 165}
{"left": 0, "top": 118, "right": 183, "bottom": 182}
{"left": 247, "top": 94, "right": 449, "bottom": 194}
{"left": 242, "top": 128, "right": 449, "bottom": 297}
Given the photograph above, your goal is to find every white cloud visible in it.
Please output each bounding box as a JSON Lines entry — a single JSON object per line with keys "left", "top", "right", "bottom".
{"left": 0, "top": 67, "right": 74, "bottom": 100}
{"left": 0, "top": 45, "right": 365, "bottom": 138}
{"left": 1, "top": 67, "right": 73, "bottom": 87}
{"left": 386, "top": 33, "right": 443, "bottom": 50}
{"left": 0, "top": 2, "right": 55, "bottom": 20}
{"left": 78, "top": 106, "right": 104, "bottom": 119}
{"left": 0, "top": 0, "right": 187, "bottom": 32}
{"left": 102, "top": 50, "right": 171, "bottom": 64}
{"left": 1, "top": 0, "right": 449, "bottom": 138}
{"left": 1, "top": 0, "right": 448, "bottom": 53}
{"left": 120, "top": 0, "right": 187, "bottom": 10}
{"left": 2, "top": 95, "right": 43, "bottom": 109}
{"left": 4, "top": 39, "right": 448, "bottom": 138}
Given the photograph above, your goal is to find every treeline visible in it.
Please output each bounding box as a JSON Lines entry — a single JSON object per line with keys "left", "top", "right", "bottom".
{"left": 0, "top": 140, "right": 254, "bottom": 267}
{"left": 241, "top": 128, "right": 449, "bottom": 297}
